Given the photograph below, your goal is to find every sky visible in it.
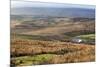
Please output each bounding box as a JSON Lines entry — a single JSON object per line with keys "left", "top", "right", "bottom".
{"left": 11, "top": 0, "right": 96, "bottom": 5}
{"left": 11, "top": 1, "right": 95, "bottom": 9}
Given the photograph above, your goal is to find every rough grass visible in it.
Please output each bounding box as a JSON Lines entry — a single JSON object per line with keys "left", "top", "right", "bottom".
{"left": 11, "top": 39, "right": 95, "bottom": 66}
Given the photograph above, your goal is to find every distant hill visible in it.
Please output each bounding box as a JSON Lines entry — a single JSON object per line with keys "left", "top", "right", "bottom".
{"left": 11, "top": 7, "right": 95, "bottom": 18}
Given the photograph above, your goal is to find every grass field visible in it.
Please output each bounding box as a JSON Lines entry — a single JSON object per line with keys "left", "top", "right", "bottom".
{"left": 78, "top": 34, "right": 95, "bottom": 40}
{"left": 11, "top": 39, "right": 95, "bottom": 66}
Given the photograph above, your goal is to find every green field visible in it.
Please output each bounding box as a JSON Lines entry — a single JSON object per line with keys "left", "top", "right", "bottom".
{"left": 78, "top": 34, "right": 95, "bottom": 40}
{"left": 11, "top": 54, "right": 53, "bottom": 66}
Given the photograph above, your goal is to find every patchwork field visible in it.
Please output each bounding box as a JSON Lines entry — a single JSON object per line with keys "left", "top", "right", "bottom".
{"left": 11, "top": 16, "right": 95, "bottom": 67}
